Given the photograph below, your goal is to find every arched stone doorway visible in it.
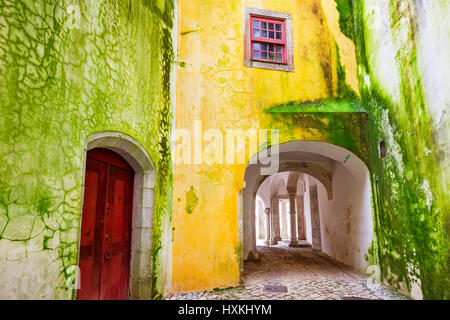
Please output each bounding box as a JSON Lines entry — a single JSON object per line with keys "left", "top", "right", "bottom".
{"left": 77, "top": 132, "right": 156, "bottom": 300}
{"left": 242, "top": 141, "right": 373, "bottom": 275}
{"left": 78, "top": 148, "right": 135, "bottom": 300}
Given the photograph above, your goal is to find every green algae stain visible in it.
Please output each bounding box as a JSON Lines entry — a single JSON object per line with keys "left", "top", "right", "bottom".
{"left": 151, "top": 8, "right": 176, "bottom": 299}
{"left": 185, "top": 186, "right": 199, "bottom": 215}
{"left": 335, "top": 0, "right": 355, "bottom": 41}
{"left": 265, "top": 98, "right": 361, "bottom": 113}
{"left": 234, "top": 242, "right": 243, "bottom": 278}
{"left": 36, "top": 196, "right": 52, "bottom": 217}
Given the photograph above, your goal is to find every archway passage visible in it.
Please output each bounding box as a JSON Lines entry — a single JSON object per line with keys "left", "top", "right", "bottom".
{"left": 242, "top": 141, "right": 374, "bottom": 277}
{"left": 166, "top": 140, "right": 407, "bottom": 300}
{"left": 254, "top": 172, "right": 316, "bottom": 249}
{"left": 78, "top": 148, "right": 134, "bottom": 300}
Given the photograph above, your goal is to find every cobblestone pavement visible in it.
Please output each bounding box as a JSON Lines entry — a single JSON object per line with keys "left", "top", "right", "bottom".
{"left": 166, "top": 244, "right": 408, "bottom": 300}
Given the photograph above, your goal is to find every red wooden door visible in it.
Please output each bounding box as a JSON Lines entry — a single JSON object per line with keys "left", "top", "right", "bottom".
{"left": 78, "top": 148, "right": 134, "bottom": 300}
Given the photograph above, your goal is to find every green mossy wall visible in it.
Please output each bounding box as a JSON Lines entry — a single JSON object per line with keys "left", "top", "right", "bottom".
{"left": 335, "top": 0, "right": 449, "bottom": 299}
{"left": 262, "top": 110, "right": 370, "bottom": 167}
{"left": 0, "top": 0, "right": 175, "bottom": 299}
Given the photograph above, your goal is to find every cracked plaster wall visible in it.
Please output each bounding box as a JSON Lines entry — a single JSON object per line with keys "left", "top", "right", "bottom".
{"left": 0, "top": 0, "right": 176, "bottom": 299}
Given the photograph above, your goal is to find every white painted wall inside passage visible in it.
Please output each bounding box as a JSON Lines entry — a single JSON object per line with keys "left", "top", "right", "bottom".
{"left": 312, "top": 162, "right": 373, "bottom": 274}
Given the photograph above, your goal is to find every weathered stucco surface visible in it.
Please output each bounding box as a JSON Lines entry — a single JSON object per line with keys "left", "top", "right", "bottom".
{"left": 174, "top": 0, "right": 449, "bottom": 299}
{"left": 0, "top": 0, "right": 448, "bottom": 300}
{"left": 335, "top": 0, "right": 449, "bottom": 299}
{"left": 173, "top": 0, "right": 363, "bottom": 293}
{"left": 0, "top": 0, "right": 176, "bottom": 299}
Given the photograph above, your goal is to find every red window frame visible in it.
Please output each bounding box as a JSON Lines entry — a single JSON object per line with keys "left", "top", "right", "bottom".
{"left": 250, "top": 15, "right": 287, "bottom": 64}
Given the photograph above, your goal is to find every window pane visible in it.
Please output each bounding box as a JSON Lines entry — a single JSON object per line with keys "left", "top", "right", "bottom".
{"left": 249, "top": 17, "right": 286, "bottom": 63}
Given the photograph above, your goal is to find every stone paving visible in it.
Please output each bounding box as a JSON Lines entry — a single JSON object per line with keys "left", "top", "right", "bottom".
{"left": 166, "top": 244, "right": 408, "bottom": 300}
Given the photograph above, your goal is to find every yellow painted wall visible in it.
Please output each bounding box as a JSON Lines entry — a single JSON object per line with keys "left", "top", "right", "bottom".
{"left": 173, "top": 0, "right": 357, "bottom": 292}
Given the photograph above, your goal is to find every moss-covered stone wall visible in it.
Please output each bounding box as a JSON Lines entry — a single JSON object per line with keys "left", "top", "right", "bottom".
{"left": 335, "top": 0, "right": 449, "bottom": 299}
{"left": 0, "top": 0, "right": 176, "bottom": 299}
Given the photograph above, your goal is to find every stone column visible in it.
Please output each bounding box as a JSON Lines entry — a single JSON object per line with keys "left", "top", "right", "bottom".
{"left": 310, "top": 185, "right": 322, "bottom": 251}
{"left": 297, "top": 195, "right": 306, "bottom": 240}
{"left": 258, "top": 204, "right": 265, "bottom": 239}
{"left": 288, "top": 192, "right": 299, "bottom": 247}
{"left": 280, "top": 201, "right": 289, "bottom": 239}
{"left": 264, "top": 208, "right": 271, "bottom": 245}
{"left": 270, "top": 197, "right": 281, "bottom": 244}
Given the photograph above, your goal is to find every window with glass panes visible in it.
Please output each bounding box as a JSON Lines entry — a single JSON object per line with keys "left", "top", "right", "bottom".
{"left": 250, "top": 16, "right": 286, "bottom": 64}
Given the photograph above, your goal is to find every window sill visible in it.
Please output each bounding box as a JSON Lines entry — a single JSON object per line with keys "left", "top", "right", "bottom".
{"left": 245, "top": 59, "right": 294, "bottom": 72}
{"left": 251, "top": 58, "right": 288, "bottom": 65}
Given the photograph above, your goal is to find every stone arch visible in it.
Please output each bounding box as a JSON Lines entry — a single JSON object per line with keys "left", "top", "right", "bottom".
{"left": 269, "top": 173, "right": 287, "bottom": 198}
{"left": 242, "top": 140, "right": 373, "bottom": 273}
{"left": 279, "top": 162, "right": 333, "bottom": 200}
{"left": 248, "top": 140, "right": 369, "bottom": 181}
{"left": 286, "top": 172, "right": 300, "bottom": 193}
{"left": 80, "top": 131, "right": 156, "bottom": 299}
